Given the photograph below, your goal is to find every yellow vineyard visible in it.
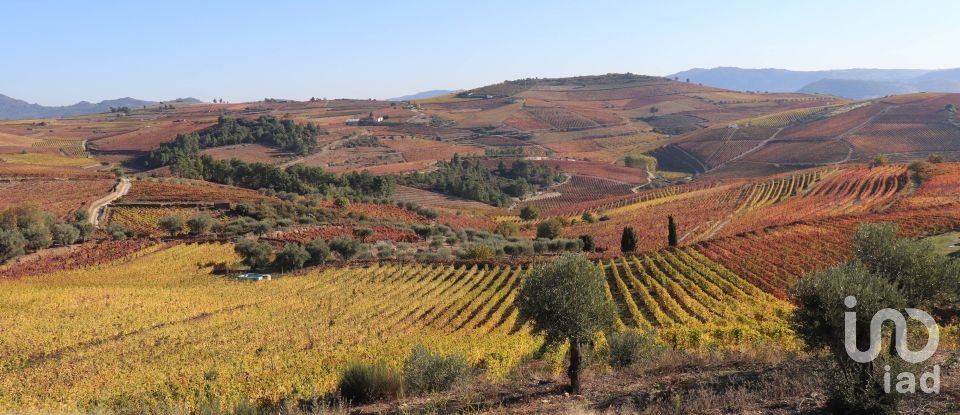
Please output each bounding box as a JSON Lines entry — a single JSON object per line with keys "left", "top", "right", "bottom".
{"left": 0, "top": 242, "right": 796, "bottom": 411}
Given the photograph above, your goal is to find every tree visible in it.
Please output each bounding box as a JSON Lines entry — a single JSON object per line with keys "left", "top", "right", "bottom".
{"left": 412, "top": 224, "right": 434, "bottom": 240}
{"left": 305, "top": 238, "right": 331, "bottom": 265}
{"left": 578, "top": 234, "right": 595, "bottom": 252}
{"left": 329, "top": 236, "right": 361, "bottom": 260}
{"left": 0, "top": 229, "right": 26, "bottom": 262}
{"left": 581, "top": 212, "right": 596, "bottom": 223}
{"left": 158, "top": 216, "right": 184, "bottom": 237}
{"left": 649, "top": 106, "right": 659, "bottom": 114}
{"left": 106, "top": 223, "right": 133, "bottom": 240}
{"left": 186, "top": 214, "right": 216, "bottom": 235}
{"left": 274, "top": 243, "right": 309, "bottom": 271}
{"left": 252, "top": 220, "right": 273, "bottom": 237}
{"left": 620, "top": 227, "right": 637, "bottom": 253}
{"left": 928, "top": 153, "right": 944, "bottom": 164}
{"left": 519, "top": 205, "right": 540, "bottom": 221}
{"left": 71, "top": 210, "right": 95, "bottom": 241}
{"left": 334, "top": 197, "right": 351, "bottom": 210}
{"left": 667, "top": 215, "right": 678, "bottom": 247}
{"left": 790, "top": 222, "right": 960, "bottom": 413}
{"left": 536, "top": 218, "right": 563, "bottom": 240}
{"left": 352, "top": 227, "right": 374, "bottom": 243}
{"left": 517, "top": 254, "right": 617, "bottom": 393}
{"left": 51, "top": 223, "right": 80, "bottom": 246}
{"left": 21, "top": 223, "right": 52, "bottom": 250}
{"left": 234, "top": 238, "right": 274, "bottom": 270}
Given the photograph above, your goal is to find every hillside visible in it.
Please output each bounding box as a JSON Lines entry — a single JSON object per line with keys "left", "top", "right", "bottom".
{"left": 671, "top": 67, "right": 960, "bottom": 99}
{"left": 0, "top": 94, "right": 200, "bottom": 120}
{"left": 652, "top": 92, "right": 960, "bottom": 176}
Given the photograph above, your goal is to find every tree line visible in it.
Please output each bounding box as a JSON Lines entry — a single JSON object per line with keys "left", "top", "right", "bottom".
{"left": 166, "top": 156, "right": 394, "bottom": 198}
{"left": 146, "top": 115, "right": 322, "bottom": 168}
{"left": 399, "top": 155, "right": 564, "bottom": 207}
{"left": 0, "top": 205, "right": 95, "bottom": 263}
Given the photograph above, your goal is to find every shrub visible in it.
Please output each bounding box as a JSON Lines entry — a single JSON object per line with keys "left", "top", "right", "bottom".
{"left": 578, "top": 234, "right": 595, "bottom": 252}
{"left": 186, "top": 214, "right": 216, "bottom": 235}
{"left": 403, "top": 345, "right": 471, "bottom": 394}
{"left": 51, "top": 223, "right": 80, "bottom": 246}
{"left": 536, "top": 218, "right": 563, "bottom": 239}
{"left": 494, "top": 222, "right": 519, "bottom": 237}
{"left": 273, "top": 243, "right": 309, "bottom": 270}
{"left": 106, "top": 222, "right": 133, "bottom": 240}
{"left": 21, "top": 224, "right": 52, "bottom": 250}
{"left": 305, "top": 238, "right": 330, "bottom": 265}
{"left": 352, "top": 227, "right": 374, "bottom": 242}
{"left": 252, "top": 220, "right": 273, "bottom": 237}
{"left": 334, "top": 196, "right": 351, "bottom": 210}
{"left": 329, "top": 237, "right": 361, "bottom": 260}
{"left": 338, "top": 362, "right": 402, "bottom": 404}
{"left": 234, "top": 238, "right": 274, "bottom": 270}
{"left": 519, "top": 205, "right": 540, "bottom": 221}
{"left": 0, "top": 229, "right": 26, "bottom": 262}
{"left": 158, "top": 215, "right": 184, "bottom": 237}
{"left": 607, "top": 329, "right": 662, "bottom": 368}
{"left": 581, "top": 212, "right": 596, "bottom": 223}
{"left": 928, "top": 153, "right": 944, "bottom": 164}
{"left": 461, "top": 243, "right": 494, "bottom": 260}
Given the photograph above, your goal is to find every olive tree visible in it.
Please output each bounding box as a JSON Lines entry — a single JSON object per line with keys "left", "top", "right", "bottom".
{"left": 517, "top": 254, "right": 617, "bottom": 393}
{"left": 158, "top": 215, "right": 184, "bottom": 237}
{"left": 791, "top": 222, "right": 960, "bottom": 413}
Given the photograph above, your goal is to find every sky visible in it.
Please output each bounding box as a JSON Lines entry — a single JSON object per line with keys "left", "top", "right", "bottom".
{"left": 3, "top": 0, "right": 959, "bottom": 105}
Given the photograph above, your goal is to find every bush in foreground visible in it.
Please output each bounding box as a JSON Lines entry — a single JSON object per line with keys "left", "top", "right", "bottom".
{"left": 403, "top": 345, "right": 471, "bottom": 394}
{"left": 338, "top": 362, "right": 402, "bottom": 404}
{"left": 607, "top": 329, "right": 662, "bottom": 368}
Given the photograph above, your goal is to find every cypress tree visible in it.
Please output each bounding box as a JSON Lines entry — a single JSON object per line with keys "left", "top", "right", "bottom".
{"left": 668, "top": 215, "right": 678, "bottom": 247}
{"left": 620, "top": 227, "right": 637, "bottom": 253}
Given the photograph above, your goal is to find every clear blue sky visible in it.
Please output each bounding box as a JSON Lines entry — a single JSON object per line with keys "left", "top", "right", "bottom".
{"left": 3, "top": 0, "right": 958, "bottom": 105}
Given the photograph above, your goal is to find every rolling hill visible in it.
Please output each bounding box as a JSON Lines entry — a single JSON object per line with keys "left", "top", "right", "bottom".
{"left": 0, "top": 94, "right": 201, "bottom": 120}
{"left": 652, "top": 92, "right": 960, "bottom": 177}
{"left": 670, "top": 67, "right": 960, "bottom": 99}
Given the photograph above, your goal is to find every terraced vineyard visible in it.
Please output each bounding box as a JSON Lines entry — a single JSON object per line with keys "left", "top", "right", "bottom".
{"left": 734, "top": 168, "right": 834, "bottom": 214}
{"left": 602, "top": 249, "right": 794, "bottom": 349}
{"left": 718, "top": 166, "right": 908, "bottom": 237}
{"left": 109, "top": 206, "right": 224, "bottom": 236}
{"left": 742, "top": 106, "right": 828, "bottom": 128}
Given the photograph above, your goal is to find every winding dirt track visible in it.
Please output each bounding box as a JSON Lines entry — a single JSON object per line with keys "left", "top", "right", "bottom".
{"left": 87, "top": 177, "right": 130, "bottom": 226}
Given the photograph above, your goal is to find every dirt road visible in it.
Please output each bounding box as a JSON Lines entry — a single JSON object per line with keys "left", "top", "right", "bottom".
{"left": 87, "top": 177, "right": 131, "bottom": 226}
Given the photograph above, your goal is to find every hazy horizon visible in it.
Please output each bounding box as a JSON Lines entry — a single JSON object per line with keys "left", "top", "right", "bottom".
{"left": 4, "top": 0, "right": 959, "bottom": 105}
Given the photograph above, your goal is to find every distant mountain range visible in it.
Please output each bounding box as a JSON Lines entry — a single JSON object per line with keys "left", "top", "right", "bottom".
{"left": 668, "top": 67, "right": 960, "bottom": 99}
{"left": 388, "top": 90, "right": 460, "bottom": 101}
{"left": 0, "top": 94, "right": 201, "bottom": 120}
